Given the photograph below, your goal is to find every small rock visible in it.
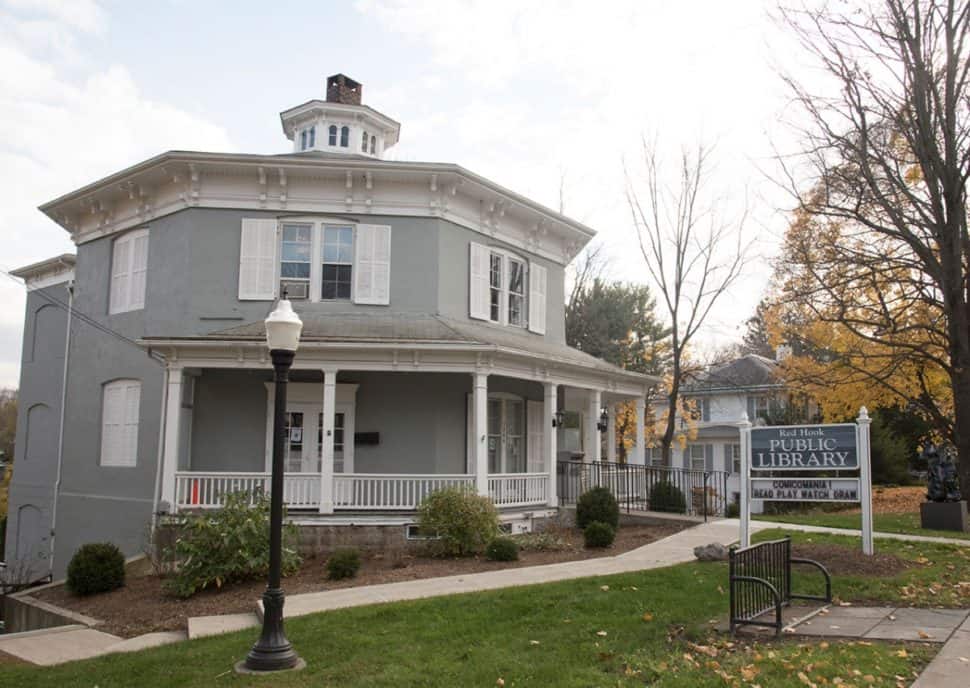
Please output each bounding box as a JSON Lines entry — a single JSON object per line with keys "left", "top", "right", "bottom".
{"left": 694, "top": 543, "right": 729, "bottom": 561}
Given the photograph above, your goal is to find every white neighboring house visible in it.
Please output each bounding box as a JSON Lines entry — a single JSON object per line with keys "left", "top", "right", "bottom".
{"left": 650, "top": 353, "right": 812, "bottom": 514}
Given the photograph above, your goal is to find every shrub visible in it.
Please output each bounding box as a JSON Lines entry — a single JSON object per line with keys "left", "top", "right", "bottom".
{"left": 417, "top": 486, "right": 500, "bottom": 557}
{"left": 576, "top": 486, "right": 619, "bottom": 530}
{"left": 583, "top": 521, "right": 616, "bottom": 548}
{"left": 726, "top": 501, "right": 740, "bottom": 518}
{"left": 326, "top": 547, "right": 361, "bottom": 580}
{"left": 485, "top": 536, "right": 519, "bottom": 562}
{"left": 513, "top": 530, "right": 569, "bottom": 552}
{"left": 648, "top": 481, "right": 687, "bottom": 514}
{"left": 66, "top": 542, "right": 125, "bottom": 596}
{"left": 164, "top": 491, "right": 302, "bottom": 598}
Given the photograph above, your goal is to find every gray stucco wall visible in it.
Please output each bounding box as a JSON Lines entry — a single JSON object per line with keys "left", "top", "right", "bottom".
{"left": 188, "top": 371, "right": 544, "bottom": 477}
{"left": 4, "top": 285, "right": 69, "bottom": 577}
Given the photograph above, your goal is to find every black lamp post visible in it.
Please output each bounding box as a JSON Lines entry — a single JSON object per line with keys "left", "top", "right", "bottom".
{"left": 239, "top": 297, "right": 304, "bottom": 673}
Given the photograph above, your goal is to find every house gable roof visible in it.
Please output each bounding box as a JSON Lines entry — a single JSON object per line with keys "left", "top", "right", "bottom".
{"left": 685, "top": 354, "right": 782, "bottom": 394}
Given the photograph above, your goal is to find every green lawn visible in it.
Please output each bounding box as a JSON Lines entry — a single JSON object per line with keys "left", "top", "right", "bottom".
{"left": 755, "top": 510, "right": 970, "bottom": 540}
{"left": 0, "top": 529, "right": 954, "bottom": 687}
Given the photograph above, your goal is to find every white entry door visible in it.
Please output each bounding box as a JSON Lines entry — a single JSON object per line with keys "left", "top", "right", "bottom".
{"left": 284, "top": 402, "right": 319, "bottom": 473}
{"left": 486, "top": 396, "right": 525, "bottom": 473}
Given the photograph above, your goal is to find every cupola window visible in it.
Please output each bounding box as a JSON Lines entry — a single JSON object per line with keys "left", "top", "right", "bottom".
{"left": 308, "top": 126, "right": 315, "bottom": 147}
{"left": 340, "top": 126, "right": 349, "bottom": 148}
{"left": 328, "top": 125, "right": 338, "bottom": 146}
{"left": 370, "top": 135, "right": 376, "bottom": 154}
{"left": 300, "top": 130, "right": 308, "bottom": 150}
{"left": 361, "top": 130, "right": 368, "bottom": 152}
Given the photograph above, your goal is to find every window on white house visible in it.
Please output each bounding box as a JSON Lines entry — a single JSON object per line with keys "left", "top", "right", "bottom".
{"left": 100, "top": 379, "right": 140, "bottom": 467}
{"left": 732, "top": 443, "right": 741, "bottom": 473}
{"left": 300, "top": 130, "right": 307, "bottom": 150}
{"left": 649, "top": 446, "right": 665, "bottom": 466}
{"left": 689, "top": 444, "right": 706, "bottom": 471}
{"left": 340, "top": 126, "right": 349, "bottom": 147}
{"left": 328, "top": 125, "right": 337, "bottom": 146}
{"left": 308, "top": 126, "right": 315, "bottom": 147}
{"left": 753, "top": 396, "right": 770, "bottom": 420}
{"left": 370, "top": 135, "right": 376, "bottom": 154}
{"left": 361, "top": 130, "right": 368, "bottom": 151}
{"left": 321, "top": 226, "right": 354, "bottom": 300}
{"left": 109, "top": 228, "right": 149, "bottom": 314}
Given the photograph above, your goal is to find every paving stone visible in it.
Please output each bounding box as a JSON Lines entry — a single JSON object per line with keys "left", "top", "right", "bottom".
{"left": 106, "top": 631, "right": 187, "bottom": 653}
{"left": 864, "top": 623, "right": 952, "bottom": 642}
{"left": 911, "top": 630, "right": 970, "bottom": 687}
{"left": 0, "top": 628, "right": 122, "bottom": 665}
{"left": 187, "top": 612, "right": 259, "bottom": 639}
{"left": 790, "top": 616, "right": 882, "bottom": 638}
{"left": 887, "top": 608, "right": 970, "bottom": 627}
{"left": 817, "top": 606, "right": 894, "bottom": 619}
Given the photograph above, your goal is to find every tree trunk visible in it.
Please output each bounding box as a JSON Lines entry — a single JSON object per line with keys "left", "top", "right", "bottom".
{"left": 661, "top": 358, "right": 680, "bottom": 467}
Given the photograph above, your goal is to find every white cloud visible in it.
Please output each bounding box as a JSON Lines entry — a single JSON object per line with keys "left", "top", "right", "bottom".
{"left": 0, "top": 2, "right": 233, "bottom": 387}
{"left": 358, "top": 0, "right": 795, "bottom": 354}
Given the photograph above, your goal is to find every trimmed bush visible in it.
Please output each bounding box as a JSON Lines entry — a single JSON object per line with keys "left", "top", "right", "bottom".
{"left": 164, "top": 491, "right": 302, "bottom": 598}
{"left": 485, "top": 537, "right": 519, "bottom": 562}
{"left": 66, "top": 542, "right": 125, "bottom": 596}
{"left": 648, "top": 481, "right": 687, "bottom": 514}
{"left": 326, "top": 547, "right": 362, "bottom": 580}
{"left": 417, "top": 486, "right": 500, "bottom": 557}
{"left": 726, "top": 500, "right": 740, "bottom": 518}
{"left": 583, "top": 521, "right": 616, "bottom": 548}
{"left": 576, "top": 486, "right": 619, "bottom": 530}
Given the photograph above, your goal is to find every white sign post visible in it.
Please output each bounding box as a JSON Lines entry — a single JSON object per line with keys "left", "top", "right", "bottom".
{"left": 739, "top": 406, "right": 874, "bottom": 555}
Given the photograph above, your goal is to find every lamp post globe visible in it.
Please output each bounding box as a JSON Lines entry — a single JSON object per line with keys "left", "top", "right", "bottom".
{"left": 239, "top": 298, "right": 305, "bottom": 673}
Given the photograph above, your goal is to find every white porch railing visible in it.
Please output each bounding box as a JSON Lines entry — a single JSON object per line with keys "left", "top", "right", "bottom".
{"left": 173, "top": 472, "right": 321, "bottom": 510}
{"left": 172, "top": 471, "right": 549, "bottom": 512}
{"left": 334, "top": 474, "right": 474, "bottom": 510}
{"left": 488, "top": 472, "right": 550, "bottom": 508}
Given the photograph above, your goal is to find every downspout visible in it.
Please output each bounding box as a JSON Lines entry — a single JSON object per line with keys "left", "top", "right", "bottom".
{"left": 150, "top": 360, "right": 170, "bottom": 534}
{"left": 47, "top": 277, "right": 74, "bottom": 582}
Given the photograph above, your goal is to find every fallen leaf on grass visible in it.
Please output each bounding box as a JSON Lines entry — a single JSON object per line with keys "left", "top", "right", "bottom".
{"left": 895, "top": 649, "right": 908, "bottom": 658}
{"left": 600, "top": 585, "right": 610, "bottom": 591}
{"left": 496, "top": 679, "right": 505, "bottom": 687}
{"left": 529, "top": 640, "right": 540, "bottom": 646}
{"left": 596, "top": 630, "right": 608, "bottom": 637}
{"left": 642, "top": 612, "right": 654, "bottom": 622}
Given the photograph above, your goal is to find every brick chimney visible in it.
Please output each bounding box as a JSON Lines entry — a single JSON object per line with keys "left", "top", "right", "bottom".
{"left": 326, "top": 74, "right": 362, "bottom": 105}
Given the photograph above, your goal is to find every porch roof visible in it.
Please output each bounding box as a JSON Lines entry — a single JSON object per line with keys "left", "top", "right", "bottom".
{"left": 142, "top": 312, "right": 657, "bottom": 387}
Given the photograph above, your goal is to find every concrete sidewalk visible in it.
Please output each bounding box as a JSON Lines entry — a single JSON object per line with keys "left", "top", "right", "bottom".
{"left": 744, "top": 518, "right": 970, "bottom": 547}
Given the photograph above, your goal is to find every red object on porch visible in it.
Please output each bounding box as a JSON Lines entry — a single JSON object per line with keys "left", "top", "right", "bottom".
{"left": 191, "top": 479, "right": 200, "bottom": 505}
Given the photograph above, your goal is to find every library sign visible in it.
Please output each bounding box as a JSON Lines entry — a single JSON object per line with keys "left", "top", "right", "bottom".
{"left": 739, "top": 409, "right": 875, "bottom": 555}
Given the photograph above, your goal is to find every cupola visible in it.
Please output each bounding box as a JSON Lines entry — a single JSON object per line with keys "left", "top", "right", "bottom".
{"left": 280, "top": 73, "right": 400, "bottom": 159}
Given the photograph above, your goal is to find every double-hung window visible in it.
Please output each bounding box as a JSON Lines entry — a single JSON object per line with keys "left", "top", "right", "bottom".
{"left": 507, "top": 257, "right": 526, "bottom": 326}
{"left": 109, "top": 228, "right": 149, "bottom": 314}
{"left": 731, "top": 443, "right": 741, "bottom": 474}
{"left": 484, "top": 250, "right": 526, "bottom": 327}
{"left": 321, "top": 226, "right": 354, "bottom": 300}
{"left": 239, "top": 218, "right": 390, "bottom": 305}
{"left": 328, "top": 125, "right": 338, "bottom": 146}
{"left": 470, "top": 242, "right": 547, "bottom": 333}
{"left": 689, "top": 444, "right": 707, "bottom": 471}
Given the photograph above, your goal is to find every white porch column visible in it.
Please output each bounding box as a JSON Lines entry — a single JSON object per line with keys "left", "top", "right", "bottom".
{"left": 472, "top": 372, "right": 489, "bottom": 497}
{"left": 319, "top": 368, "right": 338, "bottom": 514}
{"left": 606, "top": 403, "right": 617, "bottom": 463}
{"left": 585, "top": 389, "right": 602, "bottom": 462}
{"left": 160, "top": 364, "right": 183, "bottom": 512}
{"left": 633, "top": 397, "right": 647, "bottom": 465}
{"left": 543, "top": 382, "right": 558, "bottom": 507}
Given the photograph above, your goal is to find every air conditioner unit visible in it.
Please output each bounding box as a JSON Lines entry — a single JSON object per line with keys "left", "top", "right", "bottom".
{"left": 280, "top": 280, "right": 309, "bottom": 300}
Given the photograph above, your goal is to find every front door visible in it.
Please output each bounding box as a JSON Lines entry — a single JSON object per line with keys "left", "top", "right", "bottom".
{"left": 317, "top": 409, "right": 352, "bottom": 474}
{"left": 284, "top": 403, "right": 318, "bottom": 473}
{"left": 487, "top": 397, "right": 525, "bottom": 473}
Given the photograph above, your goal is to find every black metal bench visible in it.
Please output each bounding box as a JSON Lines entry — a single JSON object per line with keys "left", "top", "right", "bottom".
{"left": 729, "top": 536, "right": 832, "bottom": 636}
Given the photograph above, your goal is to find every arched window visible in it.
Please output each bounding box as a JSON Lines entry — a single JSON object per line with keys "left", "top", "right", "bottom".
{"left": 300, "top": 130, "right": 307, "bottom": 150}
{"left": 340, "top": 126, "right": 349, "bottom": 147}
{"left": 370, "top": 135, "right": 376, "bottom": 154}
{"left": 361, "top": 130, "right": 368, "bottom": 152}
{"left": 308, "top": 126, "right": 315, "bottom": 147}
{"left": 328, "top": 125, "right": 338, "bottom": 146}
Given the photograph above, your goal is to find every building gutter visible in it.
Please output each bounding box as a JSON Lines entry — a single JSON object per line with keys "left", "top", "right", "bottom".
{"left": 47, "top": 276, "right": 74, "bottom": 582}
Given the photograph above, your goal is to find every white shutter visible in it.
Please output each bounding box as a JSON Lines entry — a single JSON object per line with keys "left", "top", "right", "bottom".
{"left": 528, "top": 261, "right": 547, "bottom": 334}
{"left": 354, "top": 224, "right": 392, "bottom": 305}
{"left": 238, "top": 218, "right": 279, "bottom": 300}
{"left": 128, "top": 230, "right": 149, "bottom": 310}
{"left": 100, "top": 380, "right": 139, "bottom": 466}
{"left": 469, "top": 242, "right": 490, "bottom": 320}
{"left": 109, "top": 236, "right": 130, "bottom": 314}
{"left": 527, "top": 400, "right": 544, "bottom": 472}
{"left": 122, "top": 382, "right": 141, "bottom": 466}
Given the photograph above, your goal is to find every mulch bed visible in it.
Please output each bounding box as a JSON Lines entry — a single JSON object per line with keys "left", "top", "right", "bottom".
{"left": 32, "top": 522, "right": 686, "bottom": 639}
{"left": 792, "top": 542, "right": 914, "bottom": 577}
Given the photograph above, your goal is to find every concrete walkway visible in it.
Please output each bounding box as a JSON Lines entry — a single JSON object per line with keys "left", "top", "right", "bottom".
{"left": 0, "top": 624, "right": 185, "bottom": 666}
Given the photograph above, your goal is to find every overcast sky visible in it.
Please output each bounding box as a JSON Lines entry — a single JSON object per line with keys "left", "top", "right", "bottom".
{"left": 0, "top": 0, "right": 805, "bottom": 389}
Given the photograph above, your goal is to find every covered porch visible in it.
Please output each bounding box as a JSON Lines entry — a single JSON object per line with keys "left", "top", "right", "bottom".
{"left": 147, "top": 315, "right": 655, "bottom": 515}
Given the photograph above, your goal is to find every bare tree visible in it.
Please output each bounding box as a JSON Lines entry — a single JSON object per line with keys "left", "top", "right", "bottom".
{"left": 626, "top": 142, "right": 749, "bottom": 464}
{"left": 775, "top": 0, "right": 970, "bottom": 487}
